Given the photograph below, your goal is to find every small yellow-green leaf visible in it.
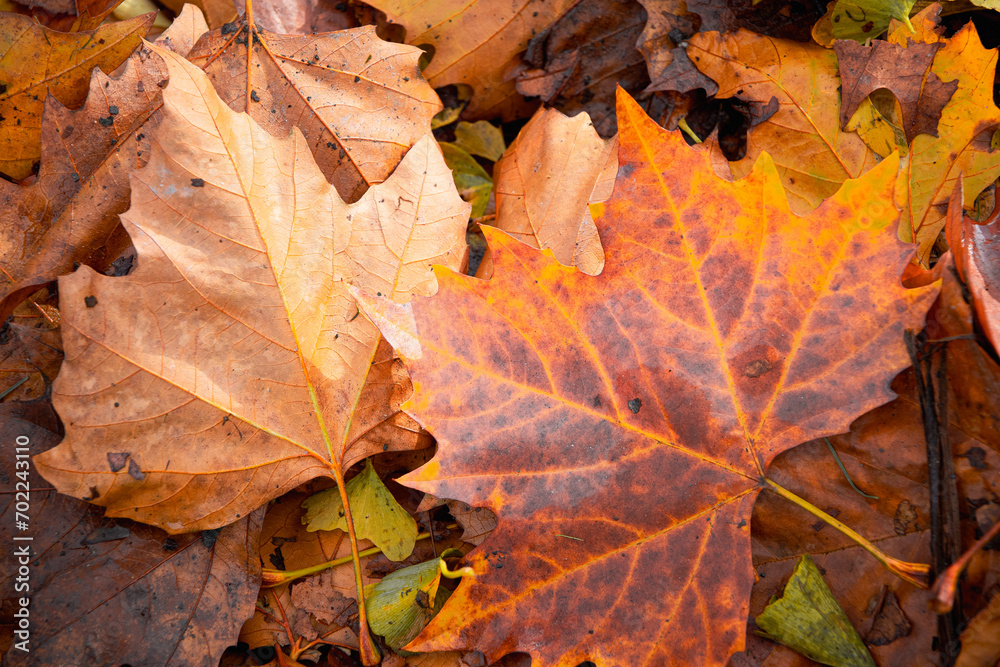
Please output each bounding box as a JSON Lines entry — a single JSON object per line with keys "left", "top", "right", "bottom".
{"left": 366, "top": 553, "right": 455, "bottom": 651}
{"left": 756, "top": 555, "right": 876, "bottom": 667}
{"left": 439, "top": 142, "right": 492, "bottom": 219}
{"left": 430, "top": 84, "right": 473, "bottom": 129}
{"left": 831, "top": 0, "right": 915, "bottom": 42}
{"left": 301, "top": 459, "right": 418, "bottom": 561}
{"left": 846, "top": 91, "right": 907, "bottom": 159}
{"left": 453, "top": 121, "right": 506, "bottom": 161}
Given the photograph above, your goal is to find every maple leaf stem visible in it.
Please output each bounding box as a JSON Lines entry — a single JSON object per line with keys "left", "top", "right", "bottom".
{"left": 678, "top": 117, "right": 703, "bottom": 144}
{"left": 332, "top": 465, "right": 381, "bottom": 666}
{"left": 765, "top": 478, "right": 931, "bottom": 589}
{"left": 930, "top": 518, "right": 1000, "bottom": 614}
{"left": 261, "top": 525, "right": 457, "bottom": 586}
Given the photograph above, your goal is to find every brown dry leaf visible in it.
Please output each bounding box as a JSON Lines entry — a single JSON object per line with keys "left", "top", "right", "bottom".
{"left": 0, "top": 44, "right": 170, "bottom": 325}
{"left": 444, "top": 500, "right": 496, "bottom": 547}
{"left": 0, "top": 315, "right": 63, "bottom": 402}
{"left": 367, "top": 0, "right": 578, "bottom": 121}
{"left": 489, "top": 107, "right": 617, "bottom": 276}
{"left": 687, "top": 29, "right": 878, "bottom": 214}
{"left": 11, "top": 0, "right": 122, "bottom": 34}
{"left": 947, "top": 183, "right": 1000, "bottom": 357}
{"left": 159, "top": 0, "right": 237, "bottom": 29}
{"left": 234, "top": 0, "right": 357, "bottom": 34}
{"left": 0, "top": 399, "right": 264, "bottom": 666}
{"left": 241, "top": 489, "right": 373, "bottom": 651}
{"left": 0, "top": 11, "right": 155, "bottom": 181}
{"left": 635, "top": 0, "right": 713, "bottom": 95}
{"left": 32, "top": 45, "right": 468, "bottom": 533}
{"left": 186, "top": 14, "right": 441, "bottom": 202}
{"left": 834, "top": 38, "right": 956, "bottom": 143}
{"left": 156, "top": 2, "right": 211, "bottom": 57}
{"left": 745, "top": 386, "right": 1000, "bottom": 667}
{"left": 511, "top": 0, "right": 648, "bottom": 137}
{"left": 896, "top": 22, "right": 1000, "bottom": 265}
{"left": 638, "top": 0, "right": 825, "bottom": 95}
{"left": 956, "top": 596, "right": 1000, "bottom": 667}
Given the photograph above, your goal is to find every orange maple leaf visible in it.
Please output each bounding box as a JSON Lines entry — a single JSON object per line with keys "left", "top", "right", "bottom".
{"left": 358, "top": 89, "right": 938, "bottom": 666}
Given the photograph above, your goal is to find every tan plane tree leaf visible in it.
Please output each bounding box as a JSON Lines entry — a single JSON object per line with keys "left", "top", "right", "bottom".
{"left": 33, "top": 44, "right": 469, "bottom": 534}
{"left": 687, "top": 29, "right": 878, "bottom": 215}
{"left": 0, "top": 11, "right": 155, "bottom": 181}
{"left": 896, "top": 22, "right": 1000, "bottom": 265}
{"left": 366, "top": 0, "right": 578, "bottom": 121}
{"left": 489, "top": 107, "right": 617, "bottom": 277}
{"left": 186, "top": 14, "right": 441, "bottom": 201}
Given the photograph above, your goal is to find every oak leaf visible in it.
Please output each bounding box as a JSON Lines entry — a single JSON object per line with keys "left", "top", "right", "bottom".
{"left": 489, "top": 106, "right": 617, "bottom": 276}
{"left": 896, "top": 22, "right": 1000, "bottom": 265}
{"left": 186, "top": 15, "right": 442, "bottom": 201}
{"left": 366, "top": 0, "right": 578, "bottom": 121}
{"left": 0, "top": 399, "right": 264, "bottom": 667}
{"left": 834, "top": 38, "right": 956, "bottom": 143}
{"left": 33, "top": 44, "right": 468, "bottom": 533}
{"left": 356, "top": 90, "right": 937, "bottom": 665}
{"left": 0, "top": 11, "right": 155, "bottom": 181}
{"left": 687, "top": 29, "right": 878, "bottom": 214}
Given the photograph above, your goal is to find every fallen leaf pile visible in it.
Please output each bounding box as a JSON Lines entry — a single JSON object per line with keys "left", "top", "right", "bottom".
{"left": 1, "top": 1, "right": 999, "bottom": 666}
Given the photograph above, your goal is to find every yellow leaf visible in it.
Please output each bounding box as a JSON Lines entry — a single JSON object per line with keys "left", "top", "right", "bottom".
{"left": 302, "top": 459, "right": 419, "bottom": 562}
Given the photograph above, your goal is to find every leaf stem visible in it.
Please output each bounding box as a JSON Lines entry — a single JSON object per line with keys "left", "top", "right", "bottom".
{"left": 678, "top": 117, "right": 702, "bottom": 144}
{"left": 824, "top": 438, "right": 878, "bottom": 499}
{"left": 331, "top": 465, "right": 380, "bottom": 665}
{"left": 765, "top": 478, "right": 930, "bottom": 588}
{"left": 261, "top": 523, "right": 459, "bottom": 587}
{"left": 930, "top": 518, "right": 1000, "bottom": 613}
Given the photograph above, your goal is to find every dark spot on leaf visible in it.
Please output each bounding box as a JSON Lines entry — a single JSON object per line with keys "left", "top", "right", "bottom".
{"left": 108, "top": 105, "right": 119, "bottom": 115}
{"left": 627, "top": 398, "right": 642, "bottom": 414}
{"left": 250, "top": 90, "right": 260, "bottom": 103}
{"left": 191, "top": 178, "right": 205, "bottom": 187}
{"left": 107, "top": 452, "right": 130, "bottom": 472}
{"left": 163, "top": 538, "right": 179, "bottom": 551}
{"left": 85, "top": 295, "right": 98, "bottom": 308}
{"left": 743, "top": 359, "right": 771, "bottom": 378}
{"left": 201, "top": 528, "right": 221, "bottom": 549}
{"left": 127, "top": 459, "right": 146, "bottom": 480}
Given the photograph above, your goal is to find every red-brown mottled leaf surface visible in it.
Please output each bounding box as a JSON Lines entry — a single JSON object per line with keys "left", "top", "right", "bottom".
{"left": 32, "top": 45, "right": 467, "bottom": 533}
{"left": 0, "top": 399, "right": 264, "bottom": 667}
{"left": 355, "top": 89, "right": 938, "bottom": 666}
{"left": 186, "top": 15, "right": 441, "bottom": 201}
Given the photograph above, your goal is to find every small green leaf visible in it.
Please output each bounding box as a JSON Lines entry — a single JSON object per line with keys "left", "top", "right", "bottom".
{"left": 366, "top": 550, "right": 461, "bottom": 652}
{"left": 756, "top": 555, "right": 876, "bottom": 667}
{"left": 438, "top": 142, "right": 492, "bottom": 219}
{"left": 831, "top": 0, "right": 915, "bottom": 42}
{"left": 453, "top": 121, "right": 506, "bottom": 161}
{"left": 301, "top": 459, "right": 418, "bottom": 561}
